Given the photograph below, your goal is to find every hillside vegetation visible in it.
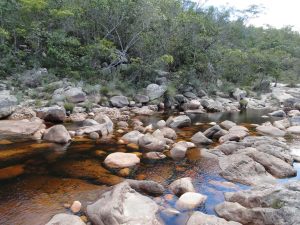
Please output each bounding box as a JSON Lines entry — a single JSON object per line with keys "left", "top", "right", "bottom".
{"left": 1, "top": 0, "right": 300, "bottom": 93}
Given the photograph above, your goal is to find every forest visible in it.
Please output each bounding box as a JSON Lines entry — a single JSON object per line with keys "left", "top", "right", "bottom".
{"left": 1, "top": 0, "right": 300, "bottom": 93}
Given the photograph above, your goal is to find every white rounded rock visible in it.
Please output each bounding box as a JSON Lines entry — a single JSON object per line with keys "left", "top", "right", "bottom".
{"left": 71, "top": 201, "right": 82, "bottom": 213}
{"left": 176, "top": 192, "right": 207, "bottom": 210}
{"left": 104, "top": 152, "right": 140, "bottom": 169}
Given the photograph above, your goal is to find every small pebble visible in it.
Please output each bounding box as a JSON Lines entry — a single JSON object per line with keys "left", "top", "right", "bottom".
{"left": 71, "top": 201, "right": 82, "bottom": 213}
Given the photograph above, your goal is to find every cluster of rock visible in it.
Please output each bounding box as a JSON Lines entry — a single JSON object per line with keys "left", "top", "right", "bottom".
{"left": 215, "top": 181, "right": 300, "bottom": 225}
{"left": 47, "top": 178, "right": 239, "bottom": 225}
{"left": 255, "top": 108, "right": 300, "bottom": 137}
{"left": 207, "top": 135, "right": 297, "bottom": 185}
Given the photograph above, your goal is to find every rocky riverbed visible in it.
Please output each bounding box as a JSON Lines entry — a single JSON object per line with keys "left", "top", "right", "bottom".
{"left": 1, "top": 76, "right": 300, "bottom": 225}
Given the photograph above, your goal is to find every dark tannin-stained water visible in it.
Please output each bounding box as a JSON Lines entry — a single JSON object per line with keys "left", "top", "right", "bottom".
{"left": 0, "top": 109, "right": 299, "bottom": 225}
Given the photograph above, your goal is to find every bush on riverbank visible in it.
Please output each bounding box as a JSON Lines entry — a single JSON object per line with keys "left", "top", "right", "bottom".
{"left": 0, "top": 0, "right": 300, "bottom": 93}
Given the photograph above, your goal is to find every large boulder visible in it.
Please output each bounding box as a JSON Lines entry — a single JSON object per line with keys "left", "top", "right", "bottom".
{"left": 187, "top": 211, "right": 242, "bottom": 225}
{"left": 86, "top": 182, "right": 163, "bottom": 225}
{"left": 65, "top": 87, "right": 86, "bottom": 103}
{"left": 0, "top": 117, "right": 44, "bottom": 135}
{"left": 215, "top": 181, "right": 300, "bottom": 225}
{"left": 219, "top": 154, "right": 276, "bottom": 185}
{"left": 242, "top": 147, "right": 296, "bottom": 178}
{"left": 191, "top": 131, "right": 213, "bottom": 145}
{"left": 121, "top": 131, "right": 144, "bottom": 144}
{"left": 169, "top": 177, "right": 195, "bottom": 196}
{"left": 0, "top": 91, "right": 17, "bottom": 119}
{"left": 45, "top": 213, "right": 85, "bottom": 225}
{"left": 256, "top": 125, "right": 286, "bottom": 137}
{"left": 36, "top": 106, "right": 66, "bottom": 123}
{"left": 43, "top": 125, "right": 71, "bottom": 144}
{"left": 110, "top": 96, "right": 129, "bottom": 108}
{"left": 138, "top": 133, "right": 166, "bottom": 152}
{"left": 146, "top": 84, "right": 167, "bottom": 100}
{"left": 104, "top": 152, "right": 140, "bottom": 169}
{"left": 166, "top": 115, "right": 191, "bottom": 128}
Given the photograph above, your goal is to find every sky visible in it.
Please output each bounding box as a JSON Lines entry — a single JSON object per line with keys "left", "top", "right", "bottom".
{"left": 197, "top": 0, "right": 300, "bottom": 32}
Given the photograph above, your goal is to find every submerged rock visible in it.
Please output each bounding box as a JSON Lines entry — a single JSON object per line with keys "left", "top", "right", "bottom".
{"left": 86, "top": 182, "right": 163, "bottom": 225}
{"left": 52, "top": 159, "right": 122, "bottom": 185}
{"left": 0, "top": 164, "right": 25, "bottom": 180}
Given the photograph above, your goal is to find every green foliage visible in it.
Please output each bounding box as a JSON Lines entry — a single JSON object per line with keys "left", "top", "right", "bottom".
{"left": 0, "top": 0, "right": 299, "bottom": 91}
{"left": 35, "top": 99, "right": 43, "bottom": 108}
{"left": 0, "top": 28, "right": 9, "bottom": 39}
{"left": 64, "top": 102, "right": 75, "bottom": 113}
{"left": 20, "top": 0, "right": 47, "bottom": 12}
{"left": 82, "top": 101, "right": 93, "bottom": 112}
{"left": 271, "top": 199, "right": 284, "bottom": 209}
{"left": 100, "top": 86, "right": 110, "bottom": 96}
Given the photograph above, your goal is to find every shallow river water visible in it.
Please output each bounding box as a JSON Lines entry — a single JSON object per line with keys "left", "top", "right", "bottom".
{"left": 0, "top": 109, "right": 299, "bottom": 225}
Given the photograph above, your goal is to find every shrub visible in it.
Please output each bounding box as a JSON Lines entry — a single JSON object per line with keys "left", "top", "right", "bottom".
{"left": 64, "top": 102, "right": 75, "bottom": 113}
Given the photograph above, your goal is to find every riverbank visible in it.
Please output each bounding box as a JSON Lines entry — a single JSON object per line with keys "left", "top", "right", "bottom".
{"left": 1, "top": 76, "right": 300, "bottom": 224}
